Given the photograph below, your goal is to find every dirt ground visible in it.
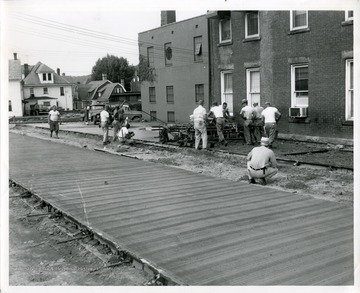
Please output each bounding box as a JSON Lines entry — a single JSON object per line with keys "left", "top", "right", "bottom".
{"left": 10, "top": 125, "right": 353, "bottom": 207}
{"left": 8, "top": 185, "right": 150, "bottom": 286}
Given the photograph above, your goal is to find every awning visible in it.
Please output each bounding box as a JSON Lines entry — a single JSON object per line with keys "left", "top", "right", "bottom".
{"left": 25, "top": 96, "right": 57, "bottom": 101}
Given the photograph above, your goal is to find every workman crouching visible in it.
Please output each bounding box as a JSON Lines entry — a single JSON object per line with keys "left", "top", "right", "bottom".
{"left": 247, "top": 137, "right": 278, "bottom": 185}
{"left": 117, "top": 123, "right": 135, "bottom": 146}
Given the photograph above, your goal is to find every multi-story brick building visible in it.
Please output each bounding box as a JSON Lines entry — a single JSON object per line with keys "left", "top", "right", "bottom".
{"left": 138, "top": 11, "right": 210, "bottom": 124}
{"left": 207, "top": 10, "right": 354, "bottom": 139}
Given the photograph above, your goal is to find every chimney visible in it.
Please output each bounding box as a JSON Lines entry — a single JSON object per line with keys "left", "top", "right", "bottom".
{"left": 24, "top": 63, "right": 29, "bottom": 77}
{"left": 13, "top": 53, "right": 17, "bottom": 60}
{"left": 57, "top": 68, "right": 60, "bottom": 75}
{"left": 102, "top": 73, "right": 107, "bottom": 80}
{"left": 120, "top": 79, "right": 125, "bottom": 87}
{"left": 161, "top": 11, "right": 176, "bottom": 26}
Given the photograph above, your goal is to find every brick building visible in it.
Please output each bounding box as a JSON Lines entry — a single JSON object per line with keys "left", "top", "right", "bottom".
{"left": 207, "top": 10, "right": 354, "bottom": 139}
{"left": 139, "top": 11, "right": 209, "bottom": 123}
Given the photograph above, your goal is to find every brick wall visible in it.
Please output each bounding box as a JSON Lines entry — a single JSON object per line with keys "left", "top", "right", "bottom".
{"left": 209, "top": 10, "right": 353, "bottom": 139}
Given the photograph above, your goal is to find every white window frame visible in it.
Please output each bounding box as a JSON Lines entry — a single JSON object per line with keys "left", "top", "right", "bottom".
{"left": 290, "top": 10, "right": 308, "bottom": 31}
{"left": 291, "top": 64, "right": 309, "bottom": 107}
{"left": 194, "top": 36, "right": 203, "bottom": 62}
{"left": 345, "top": 59, "right": 354, "bottom": 121}
{"left": 345, "top": 10, "right": 354, "bottom": 21}
{"left": 219, "top": 18, "right": 232, "bottom": 43}
{"left": 246, "top": 68, "right": 261, "bottom": 105}
{"left": 147, "top": 46, "right": 154, "bottom": 67}
{"left": 245, "top": 11, "right": 259, "bottom": 38}
{"left": 43, "top": 87, "right": 48, "bottom": 95}
{"left": 221, "top": 71, "right": 233, "bottom": 116}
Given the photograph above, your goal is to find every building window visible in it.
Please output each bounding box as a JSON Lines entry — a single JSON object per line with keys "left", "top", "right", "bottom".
{"left": 43, "top": 87, "right": 48, "bottom": 94}
{"left": 345, "top": 10, "right": 354, "bottom": 21}
{"left": 246, "top": 68, "right": 260, "bottom": 105}
{"left": 150, "top": 111, "right": 157, "bottom": 122}
{"left": 345, "top": 59, "right": 354, "bottom": 120}
{"left": 221, "top": 71, "right": 233, "bottom": 115}
{"left": 245, "top": 11, "right": 259, "bottom": 38}
{"left": 291, "top": 64, "right": 309, "bottom": 107}
{"left": 43, "top": 101, "right": 50, "bottom": 106}
{"left": 48, "top": 73, "right": 52, "bottom": 81}
{"left": 194, "top": 36, "right": 202, "bottom": 62}
{"left": 42, "top": 73, "right": 47, "bottom": 81}
{"left": 167, "top": 111, "right": 175, "bottom": 123}
{"left": 290, "top": 11, "right": 308, "bottom": 30}
{"left": 149, "top": 87, "right": 156, "bottom": 103}
{"left": 9, "top": 100, "right": 12, "bottom": 112}
{"left": 219, "top": 18, "right": 231, "bottom": 43}
{"left": 147, "top": 46, "right": 154, "bottom": 67}
{"left": 30, "top": 88, "right": 34, "bottom": 97}
{"left": 195, "top": 84, "right": 204, "bottom": 103}
{"left": 60, "top": 87, "right": 64, "bottom": 96}
{"left": 164, "top": 43, "right": 172, "bottom": 66}
{"left": 166, "top": 86, "right": 174, "bottom": 103}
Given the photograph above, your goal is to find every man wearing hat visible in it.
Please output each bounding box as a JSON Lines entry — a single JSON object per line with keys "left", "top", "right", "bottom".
{"left": 246, "top": 137, "right": 278, "bottom": 185}
{"left": 261, "top": 101, "right": 281, "bottom": 148}
{"left": 240, "top": 99, "right": 256, "bottom": 145}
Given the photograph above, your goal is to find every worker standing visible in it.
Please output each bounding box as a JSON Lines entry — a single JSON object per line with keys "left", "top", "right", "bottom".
{"left": 240, "top": 99, "right": 256, "bottom": 145}
{"left": 48, "top": 105, "right": 62, "bottom": 139}
{"left": 192, "top": 100, "right": 208, "bottom": 150}
{"left": 100, "top": 105, "right": 110, "bottom": 145}
{"left": 252, "top": 102, "right": 264, "bottom": 144}
{"left": 262, "top": 101, "right": 281, "bottom": 148}
{"left": 208, "top": 102, "right": 228, "bottom": 146}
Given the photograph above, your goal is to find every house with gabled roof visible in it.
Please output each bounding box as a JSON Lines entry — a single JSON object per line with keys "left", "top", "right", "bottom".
{"left": 22, "top": 61, "right": 73, "bottom": 115}
{"left": 61, "top": 73, "right": 91, "bottom": 110}
{"left": 87, "top": 76, "right": 126, "bottom": 106}
{"left": 8, "top": 53, "right": 24, "bottom": 117}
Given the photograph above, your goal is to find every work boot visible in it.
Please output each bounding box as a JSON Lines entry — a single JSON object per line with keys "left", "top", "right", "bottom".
{"left": 259, "top": 178, "right": 267, "bottom": 185}
{"left": 248, "top": 178, "right": 256, "bottom": 184}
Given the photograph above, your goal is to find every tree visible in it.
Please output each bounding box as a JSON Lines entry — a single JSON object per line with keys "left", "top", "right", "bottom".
{"left": 138, "top": 54, "right": 157, "bottom": 84}
{"left": 91, "top": 54, "right": 136, "bottom": 91}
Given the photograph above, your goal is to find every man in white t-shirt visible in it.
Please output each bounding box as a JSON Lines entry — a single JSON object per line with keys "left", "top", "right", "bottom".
{"left": 240, "top": 99, "right": 256, "bottom": 145}
{"left": 100, "top": 105, "right": 110, "bottom": 145}
{"left": 261, "top": 101, "right": 281, "bottom": 148}
{"left": 208, "top": 102, "right": 228, "bottom": 146}
{"left": 192, "top": 100, "right": 208, "bottom": 150}
{"left": 48, "top": 105, "right": 62, "bottom": 138}
{"left": 118, "top": 123, "right": 135, "bottom": 145}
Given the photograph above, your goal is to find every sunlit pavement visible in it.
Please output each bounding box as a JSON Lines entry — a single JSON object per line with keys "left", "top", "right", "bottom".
{"left": 28, "top": 122, "right": 162, "bottom": 142}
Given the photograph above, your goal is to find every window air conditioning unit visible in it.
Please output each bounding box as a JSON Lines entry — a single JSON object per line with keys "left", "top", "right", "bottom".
{"left": 289, "top": 107, "right": 308, "bottom": 118}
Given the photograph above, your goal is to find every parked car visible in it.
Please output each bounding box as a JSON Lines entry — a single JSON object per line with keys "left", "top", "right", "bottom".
{"left": 84, "top": 103, "right": 142, "bottom": 124}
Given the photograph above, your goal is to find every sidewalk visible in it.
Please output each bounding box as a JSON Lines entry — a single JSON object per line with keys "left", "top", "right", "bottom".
{"left": 29, "top": 122, "right": 161, "bottom": 143}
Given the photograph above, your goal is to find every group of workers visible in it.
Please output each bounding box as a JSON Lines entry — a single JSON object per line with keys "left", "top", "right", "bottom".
{"left": 192, "top": 99, "right": 281, "bottom": 185}
{"left": 100, "top": 105, "right": 134, "bottom": 146}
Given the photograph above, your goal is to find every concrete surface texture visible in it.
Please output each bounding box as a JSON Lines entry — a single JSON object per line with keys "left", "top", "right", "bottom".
{"left": 9, "top": 133, "right": 353, "bottom": 285}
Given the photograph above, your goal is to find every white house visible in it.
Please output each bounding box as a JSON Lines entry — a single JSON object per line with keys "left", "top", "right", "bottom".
{"left": 8, "top": 53, "right": 23, "bottom": 117}
{"left": 22, "top": 62, "right": 73, "bottom": 115}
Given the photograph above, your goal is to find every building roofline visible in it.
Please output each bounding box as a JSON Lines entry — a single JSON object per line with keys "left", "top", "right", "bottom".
{"left": 138, "top": 14, "right": 207, "bottom": 35}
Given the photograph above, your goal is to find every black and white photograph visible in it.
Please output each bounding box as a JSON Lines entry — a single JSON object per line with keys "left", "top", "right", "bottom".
{"left": 1, "top": 0, "right": 359, "bottom": 292}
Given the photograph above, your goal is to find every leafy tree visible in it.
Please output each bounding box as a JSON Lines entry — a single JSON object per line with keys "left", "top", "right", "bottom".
{"left": 91, "top": 54, "right": 136, "bottom": 91}
{"left": 138, "top": 54, "right": 157, "bottom": 83}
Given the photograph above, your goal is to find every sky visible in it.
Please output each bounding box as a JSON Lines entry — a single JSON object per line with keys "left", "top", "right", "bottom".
{"left": 2, "top": 0, "right": 357, "bottom": 76}
{"left": 3, "top": 1, "right": 206, "bottom": 76}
